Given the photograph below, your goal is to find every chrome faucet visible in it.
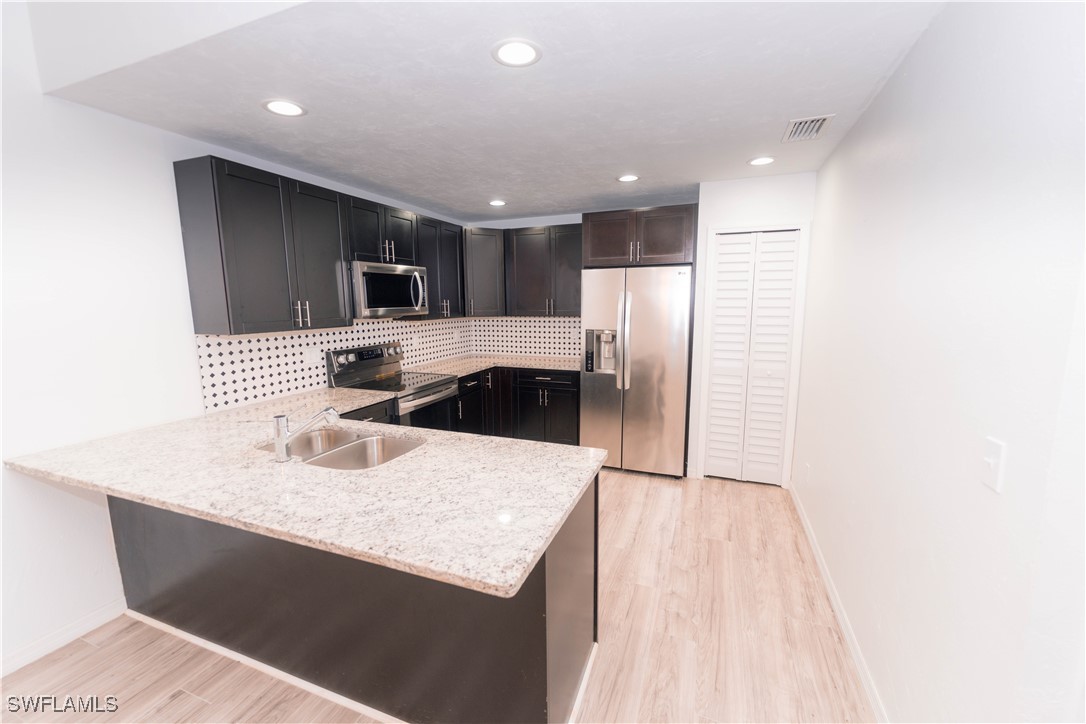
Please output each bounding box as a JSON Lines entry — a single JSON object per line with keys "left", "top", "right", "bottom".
{"left": 273, "top": 406, "right": 340, "bottom": 463}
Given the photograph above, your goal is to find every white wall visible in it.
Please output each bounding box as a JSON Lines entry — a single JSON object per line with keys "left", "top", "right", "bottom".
{"left": 791, "top": 3, "right": 1085, "bottom": 721}
{"left": 687, "top": 173, "right": 816, "bottom": 479}
{"left": 0, "top": 2, "right": 452, "bottom": 674}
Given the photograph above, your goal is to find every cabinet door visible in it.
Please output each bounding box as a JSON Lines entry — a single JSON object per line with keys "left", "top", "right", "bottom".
{"left": 345, "top": 196, "right": 385, "bottom": 263}
{"left": 456, "top": 388, "right": 486, "bottom": 435}
{"left": 287, "top": 181, "right": 352, "bottom": 329}
{"left": 636, "top": 204, "right": 695, "bottom": 264}
{"left": 440, "top": 223, "right": 464, "bottom": 317}
{"left": 506, "top": 227, "right": 551, "bottom": 316}
{"left": 415, "top": 216, "right": 442, "bottom": 319}
{"left": 583, "top": 210, "right": 636, "bottom": 267}
{"left": 514, "top": 385, "right": 546, "bottom": 442}
{"left": 543, "top": 388, "right": 579, "bottom": 445}
{"left": 550, "top": 224, "right": 583, "bottom": 316}
{"left": 486, "top": 368, "right": 515, "bottom": 437}
{"left": 214, "top": 160, "right": 298, "bottom": 333}
{"left": 463, "top": 228, "right": 506, "bottom": 316}
{"left": 383, "top": 207, "right": 416, "bottom": 264}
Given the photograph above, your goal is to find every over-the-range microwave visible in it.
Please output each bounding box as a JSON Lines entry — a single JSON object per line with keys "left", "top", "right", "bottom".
{"left": 351, "top": 261, "right": 428, "bottom": 319}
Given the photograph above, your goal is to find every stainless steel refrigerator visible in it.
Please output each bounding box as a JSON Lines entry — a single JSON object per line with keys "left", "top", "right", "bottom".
{"left": 580, "top": 266, "right": 691, "bottom": 476}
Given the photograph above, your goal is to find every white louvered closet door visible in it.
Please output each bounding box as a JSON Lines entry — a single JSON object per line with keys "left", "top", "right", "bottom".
{"left": 703, "top": 230, "right": 799, "bottom": 485}
{"left": 703, "top": 233, "right": 755, "bottom": 480}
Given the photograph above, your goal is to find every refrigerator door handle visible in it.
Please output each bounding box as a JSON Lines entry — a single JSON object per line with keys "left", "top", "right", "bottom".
{"left": 615, "top": 292, "right": 625, "bottom": 390}
{"left": 623, "top": 291, "right": 633, "bottom": 390}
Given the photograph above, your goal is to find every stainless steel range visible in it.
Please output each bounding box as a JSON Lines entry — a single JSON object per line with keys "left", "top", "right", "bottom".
{"left": 327, "top": 342, "right": 459, "bottom": 429}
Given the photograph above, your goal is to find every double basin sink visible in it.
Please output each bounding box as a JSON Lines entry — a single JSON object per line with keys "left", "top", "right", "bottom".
{"left": 259, "top": 428, "right": 423, "bottom": 470}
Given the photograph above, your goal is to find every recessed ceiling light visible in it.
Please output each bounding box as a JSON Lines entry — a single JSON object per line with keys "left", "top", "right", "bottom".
{"left": 263, "top": 99, "right": 306, "bottom": 117}
{"left": 489, "top": 200, "right": 507, "bottom": 207}
{"left": 492, "top": 39, "right": 541, "bottom": 67}
{"left": 618, "top": 174, "right": 639, "bottom": 183}
{"left": 748, "top": 156, "right": 775, "bottom": 166}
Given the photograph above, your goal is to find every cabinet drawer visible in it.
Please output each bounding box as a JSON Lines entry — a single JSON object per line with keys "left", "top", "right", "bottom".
{"left": 458, "top": 371, "right": 485, "bottom": 395}
{"left": 513, "top": 369, "right": 579, "bottom": 389}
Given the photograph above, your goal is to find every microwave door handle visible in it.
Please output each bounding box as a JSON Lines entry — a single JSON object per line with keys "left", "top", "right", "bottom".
{"left": 411, "top": 271, "right": 423, "bottom": 310}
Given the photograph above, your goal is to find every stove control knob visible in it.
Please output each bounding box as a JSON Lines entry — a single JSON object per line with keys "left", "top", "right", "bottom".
{"left": 336, "top": 355, "right": 347, "bottom": 365}
{"left": 395, "top": 346, "right": 402, "bottom": 354}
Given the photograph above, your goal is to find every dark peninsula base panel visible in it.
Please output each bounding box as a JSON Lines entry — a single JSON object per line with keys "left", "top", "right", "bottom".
{"left": 107, "top": 478, "right": 597, "bottom": 724}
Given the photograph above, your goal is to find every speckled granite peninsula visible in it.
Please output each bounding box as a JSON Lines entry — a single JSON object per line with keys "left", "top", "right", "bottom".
{"left": 5, "top": 387, "right": 605, "bottom": 597}
{"left": 6, "top": 385, "right": 605, "bottom": 723}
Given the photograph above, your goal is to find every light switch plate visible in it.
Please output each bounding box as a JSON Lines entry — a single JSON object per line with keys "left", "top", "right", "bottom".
{"left": 982, "top": 437, "right": 1006, "bottom": 493}
{"left": 303, "top": 347, "right": 325, "bottom": 367}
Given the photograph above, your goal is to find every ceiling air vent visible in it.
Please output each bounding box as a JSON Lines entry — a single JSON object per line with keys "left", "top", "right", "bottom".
{"left": 782, "top": 115, "right": 835, "bottom": 143}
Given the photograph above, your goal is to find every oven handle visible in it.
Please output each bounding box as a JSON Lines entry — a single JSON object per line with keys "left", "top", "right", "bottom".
{"left": 397, "top": 383, "right": 459, "bottom": 414}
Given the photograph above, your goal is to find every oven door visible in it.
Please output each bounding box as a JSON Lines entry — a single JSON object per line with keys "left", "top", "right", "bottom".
{"left": 352, "top": 261, "right": 428, "bottom": 319}
{"left": 397, "top": 383, "right": 458, "bottom": 431}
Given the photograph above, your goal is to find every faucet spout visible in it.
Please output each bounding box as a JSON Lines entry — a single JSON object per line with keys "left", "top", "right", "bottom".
{"left": 273, "top": 406, "right": 340, "bottom": 462}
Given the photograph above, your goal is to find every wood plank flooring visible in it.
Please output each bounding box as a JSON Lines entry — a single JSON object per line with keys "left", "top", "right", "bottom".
{"left": 576, "top": 470, "right": 873, "bottom": 723}
{"left": 1, "top": 470, "right": 871, "bottom": 723}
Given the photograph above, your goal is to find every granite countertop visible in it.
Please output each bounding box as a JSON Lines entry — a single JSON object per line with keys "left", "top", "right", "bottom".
{"left": 4, "top": 387, "right": 607, "bottom": 598}
{"left": 409, "top": 354, "right": 580, "bottom": 378}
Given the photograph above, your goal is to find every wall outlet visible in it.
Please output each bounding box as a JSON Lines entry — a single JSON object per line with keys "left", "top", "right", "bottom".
{"left": 303, "top": 347, "right": 326, "bottom": 367}
{"left": 982, "top": 437, "right": 1006, "bottom": 493}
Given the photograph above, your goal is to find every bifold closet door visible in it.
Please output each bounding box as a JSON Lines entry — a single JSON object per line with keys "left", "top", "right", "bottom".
{"left": 703, "top": 233, "right": 755, "bottom": 480}
{"left": 703, "top": 230, "right": 799, "bottom": 485}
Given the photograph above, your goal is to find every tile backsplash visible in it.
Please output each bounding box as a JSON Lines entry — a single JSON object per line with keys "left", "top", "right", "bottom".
{"left": 196, "top": 316, "right": 580, "bottom": 410}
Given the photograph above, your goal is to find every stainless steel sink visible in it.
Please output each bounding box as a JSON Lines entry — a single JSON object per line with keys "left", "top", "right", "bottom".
{"left": 258, "top": 428, "right": 363, "bottom": 460}
{"left": 303, "top": 436, "right": 424, "bottom": 471}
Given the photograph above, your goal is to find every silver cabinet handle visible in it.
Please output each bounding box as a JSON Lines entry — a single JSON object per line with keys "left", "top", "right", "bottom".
{"left": 304, "top": 300, "right": 311, "bottom": 326}
{"left": 623, "top": 290, "right": 633, "bottom": 390}
{"left": 458, "top": 399, "right": 463, "bottom": 420}
{"left": 382, "top": 240, "right": 389, "bottom": 262}
{"left": 470, "top": 298, "right": 474, "bottom": 316}
{"left": 485, "top": 372, "right": 492, "bottom": 388}
{"left": 538, "top": 389, "right": 543, "bottom": 406}
{"left": 463, "top": 380, "right": 479, "bottom": 388}
{"left": 295, "top": 300, "right": 303, "bottom": 327}
{"left": 534, "top": 376, "right": 552, "bottom": 381}
{"left": 391, "top": 239, "right": 396, "bottom": 263}
{"left": 545, "top": 389, "right": 550, "bottom": 406}
{"left": 636, "top": 241, "right": 642, "bottom": 262}
{"left": 629, "top": 242, "right": 634, "bottom": 262}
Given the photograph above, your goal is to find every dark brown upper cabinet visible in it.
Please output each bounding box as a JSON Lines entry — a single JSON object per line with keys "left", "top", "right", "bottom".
{"left": 463, "top": 227, "right": 506, "bottom": 317}
{"left": 582, "top": 203, "right": 696, "bottom": 267}
{"left": 345, "top": 197, "right": 416, "bottom": 265}
{"left": 417, "top": 216, "right": 464, "bottom": 319}
{"left": 505, "top": 224, "right": 583, "bottom": 316}
{"left": 173, "top": 156, "right": 351, "bottom": 335}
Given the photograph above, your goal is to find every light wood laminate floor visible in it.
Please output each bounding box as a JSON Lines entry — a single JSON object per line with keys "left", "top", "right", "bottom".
{"left": 576, "top": 470, "right": 872, "bottom": 723}
{"left": 2, "top": 470, "right": 871, "bottom": 723}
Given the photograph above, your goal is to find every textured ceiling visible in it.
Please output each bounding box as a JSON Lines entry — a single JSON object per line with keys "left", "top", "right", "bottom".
{"left": 47, "top": 2, "right": 942, "bottom": 223}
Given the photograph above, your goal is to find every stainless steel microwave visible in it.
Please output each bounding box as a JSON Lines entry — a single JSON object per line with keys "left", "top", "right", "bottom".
{"left": 351, "top": 261, "right": 428, "bottom": 319}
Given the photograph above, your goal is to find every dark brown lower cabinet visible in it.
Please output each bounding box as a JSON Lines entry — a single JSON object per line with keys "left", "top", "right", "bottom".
{"left": 484, "top": 367, "right": 515, "bottom": 437}
{"left": 456, "top": 384, "right": 486, "bottom": 435}
{"left": 512, "top": 370, "right": 580, "bottom": 446}
{"left": 108, "top": 478, "right": 598, "bottom": 724}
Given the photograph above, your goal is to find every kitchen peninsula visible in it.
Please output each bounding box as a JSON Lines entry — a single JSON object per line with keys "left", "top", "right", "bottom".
{"left": 5, "top": 388, "right": 607, "bottom": 723}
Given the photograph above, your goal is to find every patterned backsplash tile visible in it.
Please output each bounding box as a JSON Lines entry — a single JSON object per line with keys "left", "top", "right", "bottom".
{"left": 196, "top": 316, "right": 580, "bottom": 410}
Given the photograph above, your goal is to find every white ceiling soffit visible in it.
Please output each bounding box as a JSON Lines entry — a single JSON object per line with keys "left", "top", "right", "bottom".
{"left": 27, "top": 1, "right": 302, "bottom": 93}
{"left": 46, "top": 2, "right": 943, "bottom": 222}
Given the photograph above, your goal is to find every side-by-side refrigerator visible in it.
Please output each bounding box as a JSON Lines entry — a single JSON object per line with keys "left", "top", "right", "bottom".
{"left": 580, "top": 266, "right": 691, "bottom": 477}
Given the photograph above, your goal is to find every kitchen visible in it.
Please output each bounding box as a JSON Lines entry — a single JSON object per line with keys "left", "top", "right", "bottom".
{"left": 2, "top": 3, "right": 1083, "bottom": 724}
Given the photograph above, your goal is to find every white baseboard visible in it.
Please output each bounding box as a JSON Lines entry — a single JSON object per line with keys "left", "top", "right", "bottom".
{"left": 125, "top": 610, "right": 403, "bottom": 723}
{"left": 789, "top": 486, "right": 889, "bottom": 722}
{"left": 1, "top": 596, "right": 128, "bottom": 677}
